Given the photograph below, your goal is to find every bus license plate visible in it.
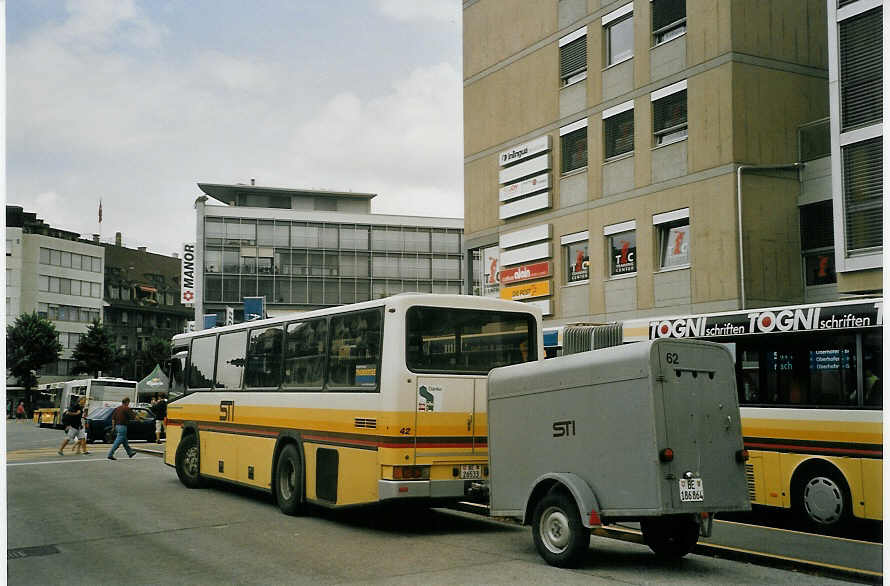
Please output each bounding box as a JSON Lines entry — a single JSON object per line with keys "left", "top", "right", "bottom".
{"left": 679, "top": 478, "right": 703, "bottom": 502}
{"left": 460, "top": 464, "right": 482, "bottom": 480}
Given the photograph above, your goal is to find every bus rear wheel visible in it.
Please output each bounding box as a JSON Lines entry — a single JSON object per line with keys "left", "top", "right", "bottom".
{"left": 275, "top": 444, "right": 305, "bottom": 516}
{"left": 175, "top": 433, "right": 205, "bottom": 489}
{"left": 641, "top": 515, "right": 699, "bottom": 559}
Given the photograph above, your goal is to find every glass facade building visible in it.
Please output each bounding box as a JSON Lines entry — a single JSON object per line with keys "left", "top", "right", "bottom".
{"left": 195, "top": 184, "right": 464, "bottom": 324}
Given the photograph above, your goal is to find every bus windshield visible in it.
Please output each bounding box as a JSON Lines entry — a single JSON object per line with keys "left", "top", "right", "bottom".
{"left": 406, "top": 306, "right": 536, "bottom": 374}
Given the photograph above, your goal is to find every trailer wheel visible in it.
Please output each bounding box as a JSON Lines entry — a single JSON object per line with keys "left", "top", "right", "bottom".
{"left": 531, "top": 491, "right": 589, "bottom": 568}
{"left": 641, "top": 515, "right": 699, "bottom": 559}
{"left": 175, "top": 433, "right": 205, "bottom": 489}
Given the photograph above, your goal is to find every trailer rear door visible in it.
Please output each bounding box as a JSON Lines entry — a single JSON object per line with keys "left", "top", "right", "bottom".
{"left": 655, "top": 340, "right": 748, "bottom": 511}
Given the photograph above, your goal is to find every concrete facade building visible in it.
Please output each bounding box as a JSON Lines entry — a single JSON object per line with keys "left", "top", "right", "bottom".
{"left": 101, "top": 235, "right": 192, "bottom": 380}
{"left": 194, "top": 183, "right": 464, "bottom": 325}
{"left": 5, "top": 206, "right": 105, "bottom": 382}
{"left": 462, "top": 0, "right": 879, "bottom": 327}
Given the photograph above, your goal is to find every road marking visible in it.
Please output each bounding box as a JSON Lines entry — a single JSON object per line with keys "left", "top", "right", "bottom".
{"left": 596, "top": 524, "right": 882, "bottom": 579}
{"left": 698, "top": 540, "right": 883, "bottom": 578}
{"left": 7, "top": 457, "right": 147, "bottom": 466}
{"left": 714, "top": 519, "right": 882, "bottom": 547}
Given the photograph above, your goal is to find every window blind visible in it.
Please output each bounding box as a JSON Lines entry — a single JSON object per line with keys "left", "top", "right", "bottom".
{"left": 840, "top": 8, "right": 882, "bottom": 131}
{"left": 842, "top": 137, "right": 882, "bottom": 252}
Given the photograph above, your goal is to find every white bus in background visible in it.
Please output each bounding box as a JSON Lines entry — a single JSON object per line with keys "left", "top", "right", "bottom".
{"left": 35, "top": 378, "right": 137, "bottom": 427}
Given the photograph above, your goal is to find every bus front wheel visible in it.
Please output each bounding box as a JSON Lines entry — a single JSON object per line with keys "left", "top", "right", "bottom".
{"left": 794, "top": 465, "right": 850, "bottom": 532}
{"left": 275, "top": 444, "right": 305, "bottom": 516}
{"left": 531, "top": 490, "right": 590, "bottom": 568}
{"left": 175, "top": 433, "right": 205, "bottom": 489}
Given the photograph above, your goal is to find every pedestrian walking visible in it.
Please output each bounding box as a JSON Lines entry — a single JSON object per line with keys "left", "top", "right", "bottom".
{"left": 73, "top": 406, "right": 90, "bottom": 455}
{"left": 15, "top": 401, "right": 25, "bottom": 422}
{"left": 107, "top": 397, "right": 136, "bottom": 460}
{"left": 152, "top": 394, "right": 167, "bottom": 444}
{"left": 58, "top": 400, "right": 83, "bottom": 455}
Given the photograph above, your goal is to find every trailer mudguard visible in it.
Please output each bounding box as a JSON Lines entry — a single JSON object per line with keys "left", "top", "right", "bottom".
{"left": 525, "top": 472, "right": 602, "bottom": 528}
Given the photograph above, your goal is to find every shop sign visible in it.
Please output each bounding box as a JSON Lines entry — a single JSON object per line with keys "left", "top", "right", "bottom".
{"left": 650, "top": 300, "right": 883, "bottom": 339}
{"left": 500, "top": 280, "right": 551, "bottom": 301}
{"left": 500, "top": 261, "right": 551, "bottom": 285}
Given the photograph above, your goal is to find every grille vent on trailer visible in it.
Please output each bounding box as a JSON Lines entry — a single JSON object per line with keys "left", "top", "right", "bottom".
{"left": 354, "top": 418, "right": 377, "bottom": 429}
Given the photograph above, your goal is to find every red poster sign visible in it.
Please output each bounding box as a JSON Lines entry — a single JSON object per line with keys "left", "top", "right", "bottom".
{"left": 500, "top": 261, "right": 551, "bottom": 285}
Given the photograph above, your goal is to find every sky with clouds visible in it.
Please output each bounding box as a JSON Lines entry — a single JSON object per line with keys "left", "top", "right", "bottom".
{"left": 7, "top": 0, "right": 463, "bottom": 256}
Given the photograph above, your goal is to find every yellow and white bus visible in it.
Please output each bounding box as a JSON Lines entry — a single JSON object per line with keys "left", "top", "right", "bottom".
{"left": 548, "top": 297, "right": 882, "bottom": 532}
{"left": 165, "top": 294, "right": 542, "bottom": 514}
{"left": 35, "top": 378, "right": 136, "bottom": 427}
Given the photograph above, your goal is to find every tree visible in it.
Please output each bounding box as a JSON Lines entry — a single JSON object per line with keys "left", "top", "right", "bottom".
{"left": 136, "top": 336, "right": 172, "bottom": 379}
{"left": 6, "top": 312, "right": 63, "bottom": 414}
{"left": 71, "top": 320, "right": 121, "bottom": 377}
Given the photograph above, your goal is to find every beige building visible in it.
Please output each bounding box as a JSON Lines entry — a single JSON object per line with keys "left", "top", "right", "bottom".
{"left": 462, "top": 0, "right": 881, "bottom": 327}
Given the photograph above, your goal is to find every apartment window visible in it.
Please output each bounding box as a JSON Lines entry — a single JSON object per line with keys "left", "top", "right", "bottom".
{"left": 603, "top": 5, "right": 633, "bottom": 66}
{"left": 652, "top": 0, "right": 686, "bottom": 45}
{"left": 654, "top": 208, "right": 690, "bottom": 269}
{"left": 39, "top": 247, "right": 50, "bottom": 263}
{"left": 603, "top": 101, "right": 634, "bottom": 159}
{"left": 842, "top": 137, "right": 882, "bottom": 252}
{"left": 561, "top": 231, "right": 589, "bottom": 283}
{"left": 560, "top": 119, "right": 588, "bottom": 173}
{"left": 800, "top": 201, "right": 836, "bottom": 286}
{"left": 839, "top": 7, "right": 882, "bottom": 131}
{"left": 605, "top": 221, "right": 637, "bottom": 277}
{"left": 559, "top": 27, "right": 587, "bottom": 86}
{"left": 652, "top": 81, "right": 687, "bottom": 145}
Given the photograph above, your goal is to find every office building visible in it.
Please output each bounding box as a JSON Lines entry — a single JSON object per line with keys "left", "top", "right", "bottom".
{"left": 827, "top": 0, "right": 882, "bottom": 295}
{"left": 5, "top": 206, "right": 105, "bottom": 382}
{"left": 462, "top": 0, "right": 878, "bottom": 326}
{"left": 101, "top": 233, "right": 192, "bottom": 380}
{"left": 193, "top": 183, "right": 464, "bottom": 325}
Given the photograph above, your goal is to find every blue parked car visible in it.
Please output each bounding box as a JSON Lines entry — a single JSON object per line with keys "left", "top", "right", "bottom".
{"left": 85, "top": 406, "right": 159, "bottom": 443}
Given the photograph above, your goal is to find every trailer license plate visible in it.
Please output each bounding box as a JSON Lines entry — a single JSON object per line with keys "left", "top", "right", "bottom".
{"left": 460, "top": 464, "right": 482, "bottom": 480}
{"left": 679, "top": 478, "right": 703, "bottom": 502}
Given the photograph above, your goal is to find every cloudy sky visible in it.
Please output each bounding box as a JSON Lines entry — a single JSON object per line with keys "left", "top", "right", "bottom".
{"left": 8, "top": 0, "right": 463, "bottom": 256}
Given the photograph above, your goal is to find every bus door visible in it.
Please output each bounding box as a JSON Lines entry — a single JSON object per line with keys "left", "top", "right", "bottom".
{"left": 415, "top": 376, "right": 477, "bottom": 458}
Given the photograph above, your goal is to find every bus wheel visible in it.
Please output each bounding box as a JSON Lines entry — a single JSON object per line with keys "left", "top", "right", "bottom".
{"left": 531, "top": 490, "right": 589, "bottom": 568}
{"left": 641, "top": 515, "right": 699, "bottom": 559}
{"left": 794, "top": 466, "right": 850, "bottom": 531}
{"left": 104, "top": 429, "right": 114, "bottom": 444}
{"left": 275, "top": 444, "right": 305, "bottom": 516}
{"left": 175, "top": 433, "right": 205, "bottom": 489}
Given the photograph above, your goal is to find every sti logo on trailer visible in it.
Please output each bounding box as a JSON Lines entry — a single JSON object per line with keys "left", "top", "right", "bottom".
{"left": 180, "top": 243, "right": 196, "bottom": 305}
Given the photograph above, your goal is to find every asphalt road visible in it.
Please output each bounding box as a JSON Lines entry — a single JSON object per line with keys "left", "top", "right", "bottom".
{"left": 5, "top": 421, "right": 863, "bottom": 585}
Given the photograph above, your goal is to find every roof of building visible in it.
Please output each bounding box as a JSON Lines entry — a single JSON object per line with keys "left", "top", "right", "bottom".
{"left": 6, "top": 205, "right": 83, "bottom": 241}
{"left": 197, "top": 183, "right": 376, "bottom": 205}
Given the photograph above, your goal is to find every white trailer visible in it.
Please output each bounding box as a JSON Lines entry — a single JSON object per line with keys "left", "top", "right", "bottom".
{"left": 487, "top": 338, "right": 750, "bottom": 567}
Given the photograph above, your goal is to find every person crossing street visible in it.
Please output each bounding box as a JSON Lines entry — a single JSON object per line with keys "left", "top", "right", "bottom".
{"left": 107, "top": 397, "right": 136, "bottom": 460}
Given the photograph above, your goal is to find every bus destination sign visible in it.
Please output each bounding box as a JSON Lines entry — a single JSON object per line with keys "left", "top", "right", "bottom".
{"left": 649, "top": 300, "right": 883, "bottom": 339}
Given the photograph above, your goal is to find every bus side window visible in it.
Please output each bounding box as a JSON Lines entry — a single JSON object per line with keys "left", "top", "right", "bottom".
{"left": 862, "top": 332, "right": 882, "bottom": 407}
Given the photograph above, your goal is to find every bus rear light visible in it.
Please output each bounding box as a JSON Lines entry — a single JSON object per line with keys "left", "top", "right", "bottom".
{"left": 736, "top": 449, "right": 749, "bottom": 462}
{"left": 659, "top": 448, "right": 674, "bottom": 462}
{"left": 392, "top": 466, "right": 429, "bottom": 480}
